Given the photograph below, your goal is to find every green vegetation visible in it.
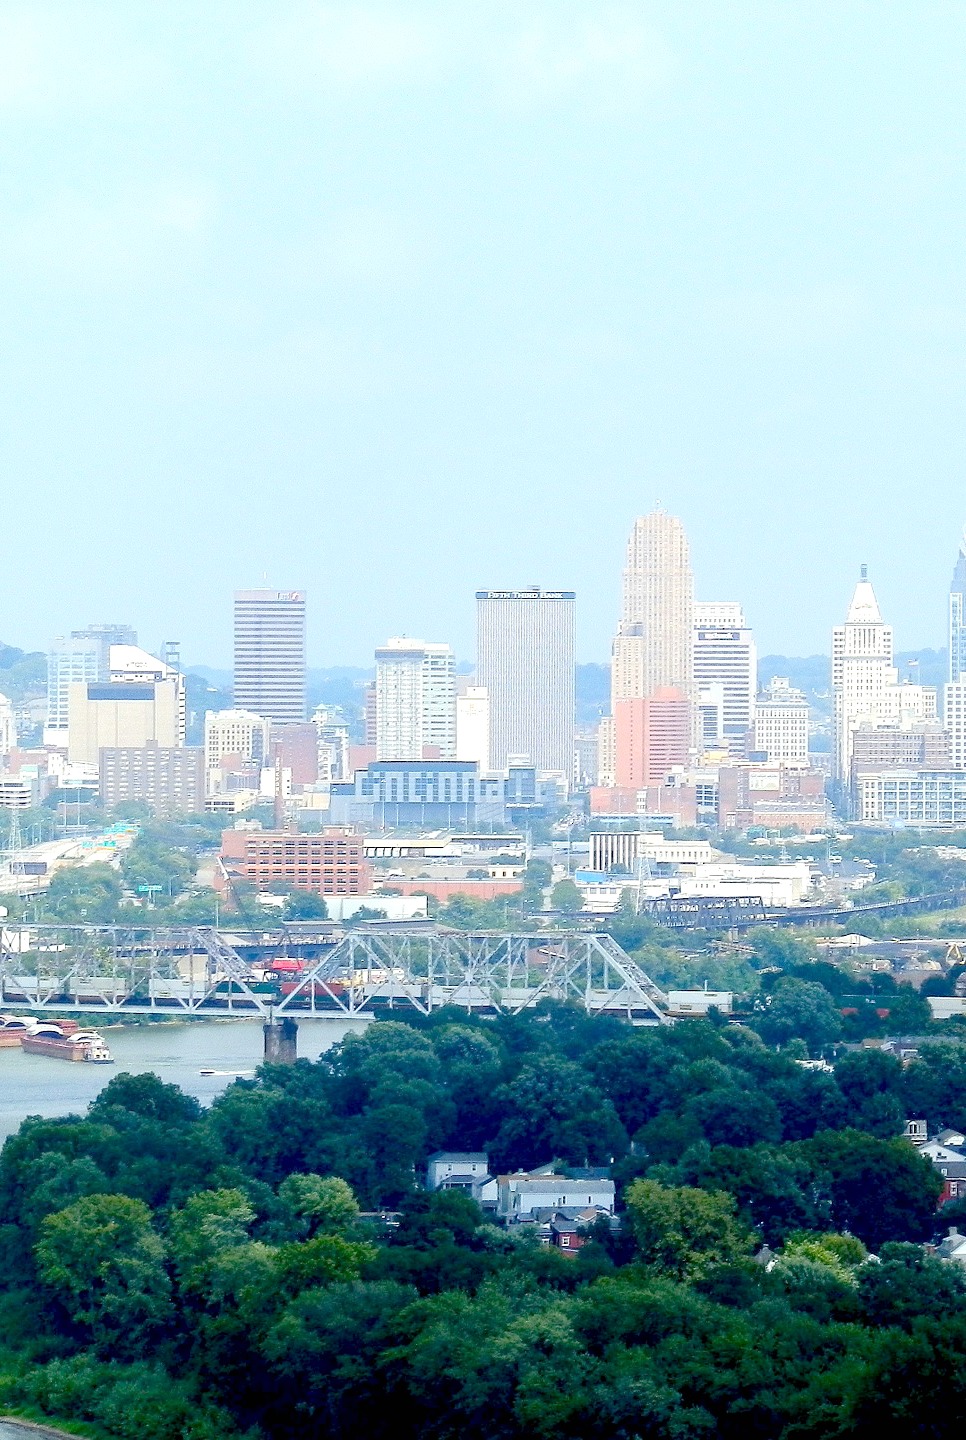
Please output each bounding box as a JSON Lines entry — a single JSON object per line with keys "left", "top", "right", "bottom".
{"left": 0, "top": 1004, "right": 964, "bottom": 1438}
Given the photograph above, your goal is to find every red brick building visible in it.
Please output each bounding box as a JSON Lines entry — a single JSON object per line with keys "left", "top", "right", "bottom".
{"left": 717, "top": 764, "right": 827, "bottom": 833}
{"left": 219, "top": 827, "right": 371, "bottom": 896}
{"left": 614, "top": 687, "right": 690, "bottom": 789}
{"left": 269, "top": 722, "right": 320, "bottom": 788}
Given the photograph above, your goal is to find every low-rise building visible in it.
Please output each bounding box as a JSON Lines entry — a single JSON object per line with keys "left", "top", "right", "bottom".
{"left": 99, "top": 744, "right": 205, "bottom": 814}
{"left": 218, "top": 827, "right": 372, "bottom": 896}
{"left": 718, "top": 763, "right": 828, "bottom": 833}
{"left": 496, "top": 1167, "right": 615, "bottom": 1222}
{"left": 854, "top": 770, "right": 966, "bottom": 826}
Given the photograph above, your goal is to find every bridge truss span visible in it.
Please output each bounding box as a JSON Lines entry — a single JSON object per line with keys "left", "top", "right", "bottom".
{"left": 273, "top": 928, "right": 670, "bottom": 1023}
{"left": 0, "top": 924, "right": 670, "bottom": 1022}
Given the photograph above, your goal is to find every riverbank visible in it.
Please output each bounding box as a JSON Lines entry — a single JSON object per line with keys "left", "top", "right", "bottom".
{"left": 0, "top": 1416, "right": 98, "bottom": 1439}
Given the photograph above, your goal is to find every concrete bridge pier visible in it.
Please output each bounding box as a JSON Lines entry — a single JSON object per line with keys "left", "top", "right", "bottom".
{"left": 263, "top": 1016, "right": 298, "bottom": 1064}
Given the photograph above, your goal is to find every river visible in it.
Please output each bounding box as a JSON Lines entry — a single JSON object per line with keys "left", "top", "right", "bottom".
{"left": 0, "top": 1017, "right": 370, "bottom": 1143}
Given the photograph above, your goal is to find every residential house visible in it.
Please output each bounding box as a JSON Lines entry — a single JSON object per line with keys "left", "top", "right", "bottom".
{"left": 496, "top": 1167, "right": 615, "bottom": 1222}
{"left": 425, "top": 1151, "right": 496, "bottom": 1206}
{"left": 935, "top": 1227, "right": 966, "bottom": 1264}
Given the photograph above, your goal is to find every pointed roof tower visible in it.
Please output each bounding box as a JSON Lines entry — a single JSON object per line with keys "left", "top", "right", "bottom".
{"left": 846, "top": 565, "right": 883, "bottom": 625}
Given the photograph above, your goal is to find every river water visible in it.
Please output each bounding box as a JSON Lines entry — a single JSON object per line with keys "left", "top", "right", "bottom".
{"left": 0, "top": 1017, "right": 370, "bottom": 1143}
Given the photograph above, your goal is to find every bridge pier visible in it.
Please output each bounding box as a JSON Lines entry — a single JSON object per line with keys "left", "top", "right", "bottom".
{"left": 263, "top": 1017, "right": 298, "bottom": 1064}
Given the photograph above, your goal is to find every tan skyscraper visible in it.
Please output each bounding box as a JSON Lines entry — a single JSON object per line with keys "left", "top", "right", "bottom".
{"left": 603, "top": 512, "right": 694, "bottom": 788}
{"left": 612, "top": 512, "right": 694, "bottom": 703}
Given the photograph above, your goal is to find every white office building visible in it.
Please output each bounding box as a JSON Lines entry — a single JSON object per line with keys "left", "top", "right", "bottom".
{"left": 456, "top": 686, "right": 490, "bottom": 771}
{"left": 109, "top": 645, "right": 186, "bottom": 744}
{"left": 693, "top": 603, "right": 756, "bottom": 754}
{"left": 476, "top": 589, "right": 575, "bottom": 778}
{"left": 753, "top": 677, "right": 810, "bottom": 767}
{"left": 375, "top": 639, "right": 456, "bottom": 761}
{"left": 945, "top": 683, "right": 966, "bottom": 769}
{"left": 233, "top": 590, "right": 306, "bottom": 723}
{"left": 950, "top": 530, "right": 966, "bottom": 685}
{"left": 45, "top": 637, "right": 101, "bottom": 744}
{"left": 0, "top": 695, "right": 16, "bottom": 756}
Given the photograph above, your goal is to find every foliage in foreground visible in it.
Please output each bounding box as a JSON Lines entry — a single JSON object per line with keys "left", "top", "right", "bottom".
{"left": 0, "top": 1005, "right": 962, "bottom": 1438}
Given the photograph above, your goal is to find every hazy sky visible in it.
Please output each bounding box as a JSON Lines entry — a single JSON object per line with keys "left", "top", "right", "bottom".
{"left": 2, "top": 2, "right": 965, "bottom": 665}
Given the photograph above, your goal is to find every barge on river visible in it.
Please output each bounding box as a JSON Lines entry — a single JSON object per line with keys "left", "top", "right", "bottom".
{"left": 19, "top": 1023, "right": 114, "bottom": 1063}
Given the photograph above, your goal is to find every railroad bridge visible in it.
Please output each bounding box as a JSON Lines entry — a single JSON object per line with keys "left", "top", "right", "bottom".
{"left": 0, "top": 923, "right": 670, "bottom": 1023}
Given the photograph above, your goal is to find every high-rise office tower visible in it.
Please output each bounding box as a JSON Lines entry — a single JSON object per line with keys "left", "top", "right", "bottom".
{"left": 832, "top": 567, "right": 895, "bottom": 782}
{"left": 233, "top": 590, "right": 306, "bottom": 723}
{"left": 950, "top": 530, "right": 966, "bottom": 684}
{"left": 476, "top": 588, "right": 575, "bottom": 776}
{"left": 611, "top": 511, "right": 694, "bottom": 705}
{"left": 610, "top": 512, "right": 693, "bottom": 787}
{"left": 374, "top": 638, "right": 456, "bottom": 761}
{"left": 46, "top": 622, "right": 137, "bottom": 744}
{"left": 693, "top": 603, "right": 756, "bottom": 754}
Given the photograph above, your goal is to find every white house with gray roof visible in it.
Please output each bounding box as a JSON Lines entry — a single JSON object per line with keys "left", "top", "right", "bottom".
{"left": 496, "top": 1168, "right": 615, "bottom": 1221}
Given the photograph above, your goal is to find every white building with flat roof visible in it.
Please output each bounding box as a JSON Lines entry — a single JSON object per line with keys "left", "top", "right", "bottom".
{"left": 753, "top": 677, "right": 810, "bottom": 767}
{"left": 233, "top": 590, "right": 306, "bottom": 723}
{"left": 205, "top": 709, "right": 271, "bottom": 770}
{"left": 694, "top": 603, "right": 756, "bottom": 754}
{"left": 456, "top": 686, "right": 489, "bottom": 771}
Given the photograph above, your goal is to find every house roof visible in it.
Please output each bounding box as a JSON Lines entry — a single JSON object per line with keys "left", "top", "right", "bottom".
{"left": 427, "top": 1151, "right": 488, "bottom": 1165}
{"left": 937, "top": 1129, "right": 966, "bottom": 1145}
{"left": 936, "top": 1161, "right": 966, "bottom": 1180}
{"left": 502, "top": 1175, "right": 615, "bottom": 1193}
{"left": 936, "top": 1229, "right": 966, "bottom": 1259}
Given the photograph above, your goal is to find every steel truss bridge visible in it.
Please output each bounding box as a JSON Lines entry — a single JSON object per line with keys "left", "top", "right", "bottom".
{"left": 0, "top": 924, "right": 670, "bottom": 1023}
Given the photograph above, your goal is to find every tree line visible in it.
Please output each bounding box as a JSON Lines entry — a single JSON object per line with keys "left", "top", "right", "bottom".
{"left": 3, "top": 1001, "right": 966, "bottom": 1436}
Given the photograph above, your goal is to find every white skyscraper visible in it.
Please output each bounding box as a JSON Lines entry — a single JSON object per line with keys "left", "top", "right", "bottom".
{"left": 476, "top": 589, "right": 575, "bottom": 776}
{"left": 832, "top": 568, "right": 895, "bottom": 782}
{"left": 375, "top": 639, "right": 456, "bottom": 761}
{"left": 0, "top": 695, "right": 15, "bottom": 756}
{"left": 693, "top": 603, "right": 756, "bottom": 754}
{"left": 233, "top": 590, "right": 306, "bottom": 723}
{"left": 611, "top": 512, "right": 694, "bottom": 705}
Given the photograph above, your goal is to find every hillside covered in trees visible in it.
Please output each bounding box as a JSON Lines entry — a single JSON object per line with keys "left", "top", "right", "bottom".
{"left": 2, "top": 1004, "right": 966, "bottom": 1438}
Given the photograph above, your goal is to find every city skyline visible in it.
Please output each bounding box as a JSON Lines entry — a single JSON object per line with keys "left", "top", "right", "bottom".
{"left": 18, "top": 530, "right": 966, "bottom": 675}
{"left": 3, "top": 8, "right": 966, "bottom": 661}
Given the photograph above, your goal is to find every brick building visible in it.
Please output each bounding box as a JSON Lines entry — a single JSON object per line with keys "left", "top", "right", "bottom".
{"left": 717, "top": 764, "right": 827, "bottom": 833}
{"left": 613, "top": 687, "right": 690, "bottom": 789}
{"left": 219, "top": 827, "right": 371, "bottom": 896}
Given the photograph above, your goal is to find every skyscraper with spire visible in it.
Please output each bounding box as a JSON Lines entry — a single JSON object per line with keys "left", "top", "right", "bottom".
{"left": 949, "top": 531, "right": 966, "bottom": 684}
{"left": 832, "top": 566, "right": 895, "bottom": 782}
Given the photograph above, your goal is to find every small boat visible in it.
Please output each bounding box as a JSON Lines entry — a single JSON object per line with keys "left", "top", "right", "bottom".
{"left": 199, "top": 1067, "right": 216, "bottom": 1076}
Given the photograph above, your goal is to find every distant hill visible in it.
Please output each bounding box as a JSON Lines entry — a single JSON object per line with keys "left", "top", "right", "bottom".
{"left": 0, "top": 643, "right": 46, "bottom": 705}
